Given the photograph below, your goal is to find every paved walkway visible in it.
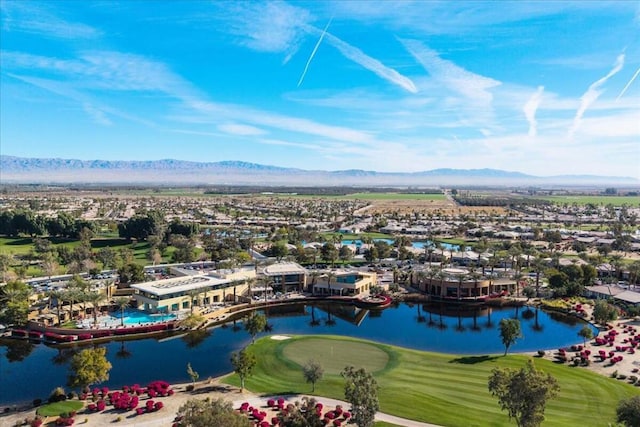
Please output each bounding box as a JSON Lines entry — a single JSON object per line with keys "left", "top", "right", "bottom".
{"left": 91, "top": 394, "right": 441, "bottom": 427}
{"left": 237, "top": 395, "right": 442, "bottom": 427}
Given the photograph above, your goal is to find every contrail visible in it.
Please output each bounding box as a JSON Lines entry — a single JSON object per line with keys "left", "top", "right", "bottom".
{"left": 297, "top": 17, "right": 332, "bottom": 88}
{"left": 616, "top": 67, "right": 640, "bottom": 100}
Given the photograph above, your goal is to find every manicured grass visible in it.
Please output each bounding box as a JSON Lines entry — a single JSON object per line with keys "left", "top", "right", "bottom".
{"left": 282, "top": 337, "right": 390, "bottom": 374}
{"left": 225, "top": 335, "right": 639, "bottom": 427}
{"left": 36, "top": 400, "right": 83, "bottom": 417}
{"left": 536, "top": 195, "right": 640, "bottom": 207}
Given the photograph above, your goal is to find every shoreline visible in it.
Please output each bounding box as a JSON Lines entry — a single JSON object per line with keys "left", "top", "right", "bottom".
{"left": 2, "top": 322, "right": 640, "bottom": 426}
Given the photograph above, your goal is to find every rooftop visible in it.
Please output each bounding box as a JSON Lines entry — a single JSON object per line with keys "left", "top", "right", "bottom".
{"left": 262, "top": 262, "right": 307, "bottom": 276}
{"left": 131, "top": 275, "right": 229, "bottom": 297}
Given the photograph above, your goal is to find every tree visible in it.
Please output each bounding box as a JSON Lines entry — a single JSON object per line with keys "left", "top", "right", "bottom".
{"left": 278, "top": 396, "right": 325, "bottom": 427}
{"left": 522, "top": 286, "right": 535, "bottom": 301}
{"left": 175, "top": 397, "right": 252, "bottom": 427}
{"left": 320, "top": 243, "right": 338, "bottom": 267}
{"left": 187, "top": 362, "right": 200, "bottom": 389}
{"left": 617, "top": 395, "right": 640, "bottom": 427}
{"left": 578, "top": 325, "right": 594, "bottom": 347}
{"left": 302, "top": 359, "right": 324, "bottom": 392}
{"left": 0, "top": 280, "right": 31, "bottom": 326}
{"left": 84, "top": 291, "right": 105, "bottom": 326}
{"left": 68, "top": 347, "right": 112, "bottom": 390}
{"left": 0, "top": 252, "right": 15, "bottom": 282}
{"left": 270, "top": 241, "right": 289, "bottom": 261}
{"left": 593, "top": 299, "right": 618, "bottom": 326}
{"left": 244, "top": 312, "right": 267, "bottom": 344}
{"left": 117, "top": 262, "right": 144, "bottom": 285}
{"left": 338, "top": 245, "right": 353, "bottom": 264}
{"left": 230, "top": 349, "right": 257, "bottom": 392}
{"left": 342, "top": 366, "right": 379, "bottom": 427}
{"left": 499, "top": 318, "right": 522, "bottom": 356}
{"left": 113, "top": 296, "right": 131, "bottom": 326}
{"left": 488, "top": 359, "right": 559, "bottom": 427}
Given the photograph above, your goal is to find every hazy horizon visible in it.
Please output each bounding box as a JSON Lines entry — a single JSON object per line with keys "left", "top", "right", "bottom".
{"left": 1, "top": 1, "right": 639, "bottom": 179}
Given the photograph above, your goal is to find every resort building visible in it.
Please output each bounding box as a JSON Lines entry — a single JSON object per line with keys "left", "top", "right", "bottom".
{"left": 312, "top": 270, "right": 377, "bottom": 296}
{"left": 130, "top": 267, "right": 255, "bottom": 313}
{"left": 259, "top": 262, "right": 308, "bottom": 294}
{"left": 412, "top": 268, "right": 515, "bottom": 299}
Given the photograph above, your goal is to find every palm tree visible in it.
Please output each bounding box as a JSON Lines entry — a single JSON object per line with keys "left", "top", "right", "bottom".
{"left": 63, "top": 289, "right": 81, "bottom": 323}
{"left": 47, "top": 289, "right": 66, "bottom": 325}
{"left": 309, "top": 271, "right": 321, "bottom": 295}
{"left": 468, "top": 269, "right": 482, "bottom": 300}
{"left": 84, "top": 291, "right": 106, "bottom": 326}
{"left": 325, "top": 271, "right": 336, "bottom": 297}
{"left": 532, "top": 256, "right": 546, "bottom": 297}
{"left": 113, "top": 297, "right": 131, "bottom": 327}
{"left": 436, "top": 270, "right": 447, "bottom": 299}
{"left": 245, "top": 277, "right": 256, "bottom": 303}
{"left": 186, "top": 289, "right": 201, "bottom": 314}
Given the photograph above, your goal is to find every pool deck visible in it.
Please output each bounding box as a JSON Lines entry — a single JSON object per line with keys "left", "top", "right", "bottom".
{"left": 77, "top": 311, "right": 185, "bottom": 329}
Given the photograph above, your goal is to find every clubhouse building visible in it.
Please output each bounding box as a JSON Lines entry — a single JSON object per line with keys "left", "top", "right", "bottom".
{"left": 130, "top": 267, "right": 255, "bottom": 313}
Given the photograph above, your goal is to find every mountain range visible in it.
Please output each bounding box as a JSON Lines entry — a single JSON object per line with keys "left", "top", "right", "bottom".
{"left": 0, "top": 155, "right": 637, "bottom": 187}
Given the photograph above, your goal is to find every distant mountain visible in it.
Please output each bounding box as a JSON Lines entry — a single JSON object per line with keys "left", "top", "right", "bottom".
{"left": 0, "top": 155, "right": 637, "bottom": 187}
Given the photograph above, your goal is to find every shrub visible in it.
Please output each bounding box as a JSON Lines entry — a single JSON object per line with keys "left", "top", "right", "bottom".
{"left": 612, "top": 370, "right": 619, "bottom": 378}
{"left": 32, "top": 399, "right": 42, "bottom": 407}
{"left": 618, "top": 374, "right": 627, "bottom": 380}
{"left": 30, "top": 418, "right": 43, "bottom": 427}
{"left": 185, "top": 384, "right": 194, "bottom": 392}
{"left": 48, "top": 387, "right": 67, "bottom": 403}
{"left": 537, "top": 350, "right": 545, "bottom": 357}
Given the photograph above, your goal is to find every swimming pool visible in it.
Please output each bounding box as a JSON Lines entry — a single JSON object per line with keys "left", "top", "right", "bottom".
{"left": 110, "top": 309, "right": 177, "bottom": 325}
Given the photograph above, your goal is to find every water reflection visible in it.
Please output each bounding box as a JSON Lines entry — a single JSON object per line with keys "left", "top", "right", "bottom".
{"left": 0, "top": 302, "right": 594, "bottom": 406}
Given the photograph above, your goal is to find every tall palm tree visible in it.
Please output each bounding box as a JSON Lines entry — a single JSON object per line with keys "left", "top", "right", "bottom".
{"left": 532, "top": 256, "right": 546, "bottom": 297}
{"left": 309, "top": 271, "right": 321, "bottom": 295}
{"left": 325, "top": 271, "right": 336, "bottom": 297}
{"left": 113, "top": 297, "right": 131, "bottom": 327}
{"left": 47, "top": 289, "right": 66, "bottom": 325}
{"left": 63, "top": 289, "right": 81, "bottom": 323}
{"left": 436, "top": 270, "right": 446, "bottom": 299}
{"left": 84, "top": 291, "right": 106, "bottom": 326}
{"left": 186, "top": 289, "right": 201, "bottom": 314}
{"left": 245, "top": 277, "right": 256, "bottom": 303}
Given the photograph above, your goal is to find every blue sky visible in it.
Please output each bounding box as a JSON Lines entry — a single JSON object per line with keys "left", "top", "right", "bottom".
{"left": 1, "top": 1, "right": 639, "bottom": 178}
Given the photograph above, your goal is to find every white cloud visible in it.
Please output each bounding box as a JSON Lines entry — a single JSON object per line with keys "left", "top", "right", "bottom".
{"left": 224, "top": 0, "right": 310, "bottom": 55}
{"left": 1, "top": 2, "right": 101, "bottom": 39}
{"left": 320, "top": 31, "right": 417, "bottom": 93}
{"left": 523, "top": 86, "right": 544, "bottom": 136}
{"left": 218, "top": 1, "right": 417, "bottom": 93}
{"left": 400, "top": 38, "right": 500, "bottom": 104}
{"left": 82, "top": 103, "right": 112, "bottom": 126}
{"left": 218, "top": 123, "right": 266, "bottom": 136}
{"left": 569, "top": 53, "right": 625, "bottom": 138}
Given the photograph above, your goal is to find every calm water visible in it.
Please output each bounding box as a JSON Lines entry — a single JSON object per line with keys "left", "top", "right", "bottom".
{"left": 0, "top": 302, "right": 592, "bottom": 406}
{"left": 115, "top": 309, "right": 177, "bottom": 325}
{"left": 341, "top": 239, "right": 463, "bottom": 251}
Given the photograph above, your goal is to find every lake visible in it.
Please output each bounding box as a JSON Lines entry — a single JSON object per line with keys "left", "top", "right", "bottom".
{"left": 0, "top": 302, "right": 592, "bottom": 406}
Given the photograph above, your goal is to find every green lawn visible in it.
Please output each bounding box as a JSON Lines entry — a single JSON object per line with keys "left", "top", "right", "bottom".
{"left": 536, "top": 195, "right": 640, "bottom": 207}
{"left": 224, "top": 335, "right": 639, "bottom": 427}
{"left": 282, "top": 338, "right": 390, "bottom": 374}
{"left": 36, "top": 400, "right": 83, "bottom": 417}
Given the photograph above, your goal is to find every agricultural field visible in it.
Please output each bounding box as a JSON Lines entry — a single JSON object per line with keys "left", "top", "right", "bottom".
{"left": 338, "top": 192, "right": 446, "bottom": 201}
{"left": 535, "top": 195, "right": 640, "bottom": 207}
{"left": 226, "top": 335, "right": 639, "bottom": 427}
